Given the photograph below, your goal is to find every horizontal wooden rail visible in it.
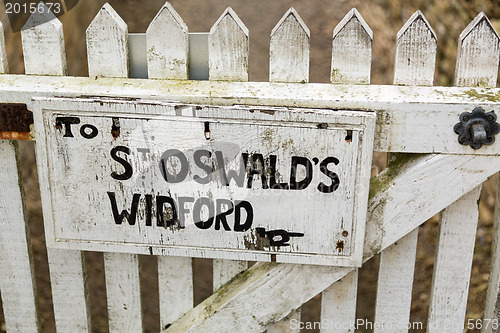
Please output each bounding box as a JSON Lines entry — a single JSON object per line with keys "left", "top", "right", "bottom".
{"left": 1, "top": 75, "right": 500, "bottom": 155}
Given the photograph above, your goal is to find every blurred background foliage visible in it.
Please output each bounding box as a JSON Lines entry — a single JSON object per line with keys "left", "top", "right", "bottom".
{"left": 0, "top": 0, "right": 499, "bottom": 332}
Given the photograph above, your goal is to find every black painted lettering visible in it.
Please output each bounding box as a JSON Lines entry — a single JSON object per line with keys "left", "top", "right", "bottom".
{"left": 234, "top": 200, "right": 253, "bottom": 232}
{"left": 80, "top": 124, "right": 98, "bottom": 139}
{"left": 269, "top": 155, "right": 289, "bottom": 190}
{"left": 215, "top": 199, "right": 233, "bottom": 231}
{"left": 55, "top": 116, "right": 80, "bottom": 137}
{"left": 289, "top": 156, "right": 313, "bottom": 190}
{"left": 145, "top": 194, "right": 153, "bottom": 226}
{"left": 317, "top": 157, "right": 340, "bottom": 193}
{"left": 178, "top": 196, "right": 194, "bottom": 228}
{"left": 156, "top": 196, "right": 178, "bottom": 227}
{"left": 159, "top": 149, "right": 189, "bottom": 183}
{"left": 193, "top": 149, "right": 213, "bottom": 184}
{"left": 246, "top": 153, "right": 268, "bottom": 189}
{"left": 216, "top": 151, "right": 248, "bottom": 188}
{"left": 193, "top": 197, "right": 214, "bottom": 230}
{"left": 107, "top": 192, "right": 140, "bottom": 225}
{"left": 110, "top": 146, "right": 133, "bottom": 181}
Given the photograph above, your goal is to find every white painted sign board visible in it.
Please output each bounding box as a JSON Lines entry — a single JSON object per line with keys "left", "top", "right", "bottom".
{"left": 34, "top": 98, "right": 375, "bottom": 266}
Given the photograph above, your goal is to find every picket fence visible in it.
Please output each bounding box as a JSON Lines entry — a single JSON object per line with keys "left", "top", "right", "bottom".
{"left": 1, "top": 2, "right": 500, "bottom": 333}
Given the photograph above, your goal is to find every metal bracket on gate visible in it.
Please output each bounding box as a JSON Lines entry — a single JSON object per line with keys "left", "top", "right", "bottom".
{"left": 0, "top": 103, "right": 34, "bottom": 140}
{"left": 454, "top": 107, "right": 500, "bottom": 149}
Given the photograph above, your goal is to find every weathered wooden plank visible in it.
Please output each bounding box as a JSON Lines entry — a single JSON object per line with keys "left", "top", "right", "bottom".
{"left": 267, "top": 9, "right": 310, "bottom": 331}
{"left": 46, "top": 248, "right": 91, "bottom": 332}
{"left": 484, "top": 175, "right": 500, "bottom": 333}
{"left": 321, "top": 8, "right": 370, "bottom": 330}
{"left": 104, "top": 252, "right": 142, "bottom": 333}
{"left": 331, "top": 8, "right": 372, "bottom": 84}
{"left": 158, "top": 256, "right": 193, "bottom": 330}
{"left": 374, "top": 230, "right": 418, "bottom": 333}
{"left": 0, "top": 141, "right": 40, "bottom": 332}
{"left": 268, "top": 308, "right": 300, "bottom": 333}
{"left": 147, "top": 14, "right": 194, "bottom": 328}
{"left": 146, "top": 2, "right": 188, "bottom": 80}
{"left": 374, "top": 11, "right": 436, "bottom": 333}
{"left": 213, "top": 260, "right": 247, "bottom": 291}
{"left": 208, "top": 7, "right": 248, "bottom": 81}
{"left": 270, "top": 8, "right": 309, "bottom": 83}
{"left": 320, "top": 270, "right": 358, "bottom": 333}
{"left": 207, "top": 5, "right": 250, "bottom": 306}
{"left": 427, "top": 187, "right": 481, "bottom": 333}
{"left": 22, "top": 10, "right": 91, "bottom": 331}
{"left": 4, "top": 75, "right": 500, "bottom": 154}
{"left": 0, "top": 22, "right": 7, "bottom": 74}
{"left": 164, "top": 153, "right": 500, "bottom": 332}
{"left": 86, "top": 3, "right": 129, "bottom": 78}
{"left": 455, "top": 12, "right": 500, "bottom": 87}
{"left": 394, "top": 11, "right": 437, "bottom": 86}
{"left": 20, "top": 2, "right": 66, "bottom": 76}
{"left": 86, "top": 6, "right": 143, "bottom": 331}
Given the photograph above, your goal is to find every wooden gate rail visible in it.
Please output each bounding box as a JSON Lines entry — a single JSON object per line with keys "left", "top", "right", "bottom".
{"left": 0, "top": 75, "right": 500, "bottom": 155}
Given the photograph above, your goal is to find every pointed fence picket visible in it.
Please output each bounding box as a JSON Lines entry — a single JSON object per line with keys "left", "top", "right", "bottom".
{"left": 269, "top": 8, "right": 309, "bottom": 83}
{"left": 318, "top": 8, "right": 371, "bottom": 333}
{"left": 146, "top": 2, "right": 189, "bottom": 80}
{"left": 86, "top": 4, "right": 143, "bottom": 333}
{"left": 265, "top": 7, "right": 312, "bottom": 332}
{"left": 1, "top": 2, "right": 500, "bottom": 333}
{"left": 330, "top": 8, "right": 372, "bottom": 85}
{"left": 374, "top": 10, "right": 437, "bottom": 333}
{"left": 145, "top": 4, "right": 194, "bottom": 330}
{"left": 21, "top": 8, "right": 90, "bottom": 332}
{"left": 206, "top": 7, "right": 250, "bottom": 299}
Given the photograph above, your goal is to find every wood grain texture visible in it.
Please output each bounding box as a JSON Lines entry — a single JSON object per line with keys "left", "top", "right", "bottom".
{"left": 86, "top": 6, "right": 143, "bottom": 331}
{"left": 455, "top": 12, "right": 500, "bottom": 87}
{"left": 213, "top": 260, "right": 247, "bottom": 291}
{"left": 208, "top": 5, "right": 250, "bottom": 314}
{"left": 146, "top": 16, "right": 195, "bottom": 328}
{"left": 484, "top": 175, "right": 500, "bottom": 333}
{"left": 393, "top": 11, "right": 437, "bottom": 86}
{"left": 270, "top": 8, "right": 309, "bottom": 83}
{"left": 46, "top": 248, "right": 91, "bottom": 332}
{"left": 0, "top": 22, "right": 8, "bottom": 74}
{"left": 104, "top": 252, "right": 143, "bottom": 333}
{"left": 86, "top": 3, "right": 129, "bottom": 78}
{"left": 146, "top": 1, "right": 188, "bottom": 80}
{"left": 374, "top": 11, "right": 436, "bottom": 332}
{"left": 158, "top": 256, "right": 193, "bottom": 329}
{"left": 22, "top": 10, "right": 91, "bottom": 331}
{"left": 427, "top": 187, "right": 481, "bottom": 333}
{"left": 164, "top": 153, "right": 500, "bottom": 332}
{"left": 208, "top": 7, "right": 248, "bottom": 81}
{"left": 321, "top": 8, "right": 370, "bottom": 330}
{"left": 6, "top": 75, "right": 500, "bottom": 155}
{"left": 0, "top": 141, "right": 40, "bottom": 332}
{"left": 267, "top": 308, "right": 300, "bottom": 333}
{"left": 320, "top": 270, "right": 358, "bottom": 333}
{"left": 374, "top": 230, "right": 418, "bottom": 333}
{"left": 21, "top": 2, "right": 67, "bottom": 75}
{"left": 331, "top": 8, "right": 372, "bottom": 85}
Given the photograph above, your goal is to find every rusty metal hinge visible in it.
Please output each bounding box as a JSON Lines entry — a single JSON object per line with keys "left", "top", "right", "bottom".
{"left": 0, "top": 103, "right": 34, "bottom": 140}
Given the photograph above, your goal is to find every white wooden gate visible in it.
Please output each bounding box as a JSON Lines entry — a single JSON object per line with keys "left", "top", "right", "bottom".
{"left": 1, "top": 2, "right": 500, "bottom": 333}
